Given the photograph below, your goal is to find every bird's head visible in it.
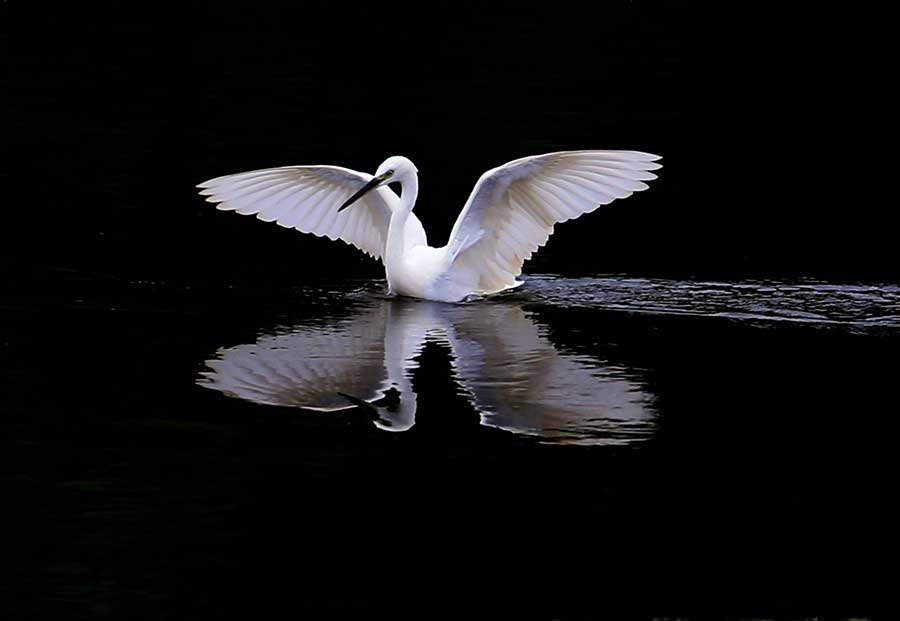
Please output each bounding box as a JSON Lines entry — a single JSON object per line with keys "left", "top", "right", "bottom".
{"left": 338, "top": 156, "right": 418, "bottom": 212}
{"left": 375, "top": 155, "right": 418, "bottom": 180}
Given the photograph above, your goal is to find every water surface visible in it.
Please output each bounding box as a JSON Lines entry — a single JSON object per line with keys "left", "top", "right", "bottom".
{"left": 197, "top": 275, "right": 899, "bottom": 445}
{"left": 526, "top": 275, "right": 899, "bottom": 329}
{"left": 6, "top": 271, "right": 896, "bottom": 618}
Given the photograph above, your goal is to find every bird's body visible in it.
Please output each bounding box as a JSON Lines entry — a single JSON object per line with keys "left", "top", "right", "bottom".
{"left": 198, "top": 151, "right": 661, "bottom": 302}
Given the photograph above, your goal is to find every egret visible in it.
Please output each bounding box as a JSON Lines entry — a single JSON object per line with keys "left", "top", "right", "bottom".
{"left": 197, "top": 151, "right": 662, "bottom": 302}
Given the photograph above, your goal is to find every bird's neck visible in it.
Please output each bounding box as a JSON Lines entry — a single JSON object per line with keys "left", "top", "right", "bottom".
{"left": 386, "top": 172, "right": 419, "bottom": 262}
{"left": 396, "top": 172, "right": 418, "bottom": 215}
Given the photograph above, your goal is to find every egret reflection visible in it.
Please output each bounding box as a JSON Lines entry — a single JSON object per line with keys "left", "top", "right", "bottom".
{"left": 198, "top": 300, "right": 657, "bottom": 445}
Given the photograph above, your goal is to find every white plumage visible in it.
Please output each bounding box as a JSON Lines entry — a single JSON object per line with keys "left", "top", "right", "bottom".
{"left": 198, "top": 150, "right": 661, "bottom": 302}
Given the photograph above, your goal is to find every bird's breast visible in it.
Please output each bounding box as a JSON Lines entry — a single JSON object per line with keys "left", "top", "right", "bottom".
{"left": 385, "top": 245, "right": 449, "bottom": 301}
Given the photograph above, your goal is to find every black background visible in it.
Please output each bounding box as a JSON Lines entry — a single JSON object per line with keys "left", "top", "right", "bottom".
{"left": 3, "top": 2, "right": 896, "bottom": 619}
{"left": 4, "top": 2, "right": 895, "bottom": 287}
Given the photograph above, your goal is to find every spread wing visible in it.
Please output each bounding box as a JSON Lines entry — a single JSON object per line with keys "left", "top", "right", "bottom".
{"left": 197, "top": 165, "right": 396, "bottom": 259}
{"left": 442, "top": 151, "right": 661, "bottom": 294}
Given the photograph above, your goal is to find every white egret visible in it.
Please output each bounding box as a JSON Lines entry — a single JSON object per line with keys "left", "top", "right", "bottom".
{"left": 197, "top": 151, "right": 661, "bottom": 302}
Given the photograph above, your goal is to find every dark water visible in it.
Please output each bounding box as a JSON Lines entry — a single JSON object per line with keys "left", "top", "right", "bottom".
{"left": 198, "top": 277, "right": 898, "bottom": 446}
{"left": 6, "top": 271, "right": 896, "bottom": 619}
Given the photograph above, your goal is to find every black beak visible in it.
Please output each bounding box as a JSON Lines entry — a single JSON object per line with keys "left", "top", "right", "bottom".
{"left": 338, "top": 172, "right": 391, "bottom": 212}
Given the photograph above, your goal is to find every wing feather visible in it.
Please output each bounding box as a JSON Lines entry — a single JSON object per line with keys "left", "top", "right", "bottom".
{"left": 198, "top": 165, "right": 396, "bottom": 259}
{"left": 442, "top": 150, "right": 661, "bottom": 295}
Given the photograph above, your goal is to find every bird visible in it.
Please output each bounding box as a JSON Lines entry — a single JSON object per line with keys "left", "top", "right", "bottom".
{"left": 197, "top": 298, "right": 655, "bottom": 445}
{"left": 197, "top": 150, "right": 662, "bottom": 302}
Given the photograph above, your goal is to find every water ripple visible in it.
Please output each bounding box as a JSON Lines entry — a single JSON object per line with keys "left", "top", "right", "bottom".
{"left": 524, "top": 275, "right": 900, "bottom": 330}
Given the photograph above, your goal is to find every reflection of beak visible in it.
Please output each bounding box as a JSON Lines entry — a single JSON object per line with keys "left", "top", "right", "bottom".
{"left": 338, "top": 172, "right": 392, "bottom": 212}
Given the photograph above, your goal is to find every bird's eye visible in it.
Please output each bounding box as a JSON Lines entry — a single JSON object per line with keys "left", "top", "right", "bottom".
{"left": 386, "top": 169, "right": 394, "bottom": 176}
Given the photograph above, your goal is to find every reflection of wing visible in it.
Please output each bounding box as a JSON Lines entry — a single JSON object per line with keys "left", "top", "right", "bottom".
{"left": 198, "top": 304, "right": 416, "bottom": 431}
{"left": 441, "top": 304, "right": 655, "bottom": 445}
{"left": 198, "top": 297, "right": 656, "bottom": 444}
